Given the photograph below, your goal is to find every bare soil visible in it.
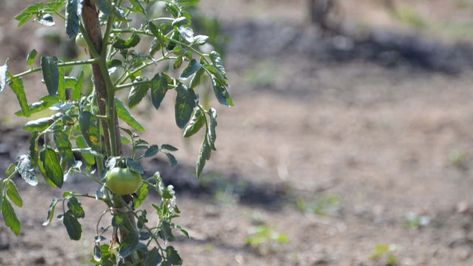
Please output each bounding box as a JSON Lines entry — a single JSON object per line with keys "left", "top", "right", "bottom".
{"left": 2, "top": 1, "right": 473, "bottom": 265}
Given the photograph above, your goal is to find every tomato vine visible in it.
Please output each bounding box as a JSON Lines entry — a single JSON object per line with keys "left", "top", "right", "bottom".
{"left": 0, "top": 0, "right": 232, "bottom": 265}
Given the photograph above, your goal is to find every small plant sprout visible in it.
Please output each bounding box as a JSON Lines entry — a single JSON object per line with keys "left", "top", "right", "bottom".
{"left": 0, "top": 0, "right": 232, "bottom": 264}
{"left": 405, "top": 212, "right": 430, "bottom": 230}
{"left": 369, "top": 243, "right": 398, "bottom": 266}
{"left": 296, "top": 194, "right": 341, "bottom": 216}
{"left": 245, "top": 224, "right": 289, "bottom": 255}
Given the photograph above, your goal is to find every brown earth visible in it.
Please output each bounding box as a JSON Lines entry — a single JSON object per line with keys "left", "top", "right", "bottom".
{"left": 2, "top": 0, "right": 473, "bottom": 265}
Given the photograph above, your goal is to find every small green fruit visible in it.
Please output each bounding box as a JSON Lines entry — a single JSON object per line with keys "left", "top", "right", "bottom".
{"left": 105, "top": 167, "right": 142, "bottom": 196}
{"left": 75, "top": 34, "right": 88, "bottom": 49}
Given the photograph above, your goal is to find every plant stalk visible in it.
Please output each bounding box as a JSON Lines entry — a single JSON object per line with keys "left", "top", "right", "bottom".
{"left": 82, "top": 0, "right": 127, "bottom": 247}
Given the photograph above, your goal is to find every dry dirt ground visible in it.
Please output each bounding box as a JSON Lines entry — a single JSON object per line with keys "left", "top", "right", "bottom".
{"left": 2, "top": 0, "right": 473, "bottom": 265}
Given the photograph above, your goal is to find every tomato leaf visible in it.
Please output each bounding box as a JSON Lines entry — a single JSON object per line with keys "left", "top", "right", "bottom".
{"left": 196, "top": 138, "right": 211, "bottom": 178}
{"left": 150, "top": 74, "right": 168, "bottom": 110}
{"left": 190, "top": 68, "right": 205, "bottom": 89}
{"left": 63, "top": 210, "right": 82, "bottom": 240}
{"left": 180, "top": 59, "right": 201, "bottom": 79}
{"left": 93, "top": 244, "right": 101, "bottom": 262}
{"left": 1, "top": 199, "right": 21, "bottom": 235}
{"left": 26, "top": 49, "right": 38, "bottom": 68}
{"left": 15, "top": 95, "right": 59, "bottom": 117}
{"left": 65, "top": 0, "right": 81, "bottom": 39}
{"left": 115, "top": 98, "right": 145, "bottom": 132}
{"left": 79, "top": 111, "right": 100, "bottom": 149}
{"left": 165, "top": 153, "right": 178, "bottom": 167}
{"left": 194, "top": 35, "right": 209, "bottom": 45}
{"left": 211, "top": 77, "right": 233, "bottom": 107}
{"left": 76, "top": 136, "right": 95, "bottom": 166}
{"left": 208, "top": 108, "right": 218, "bottom": 150}
{"left": 175, "top": 84, "right": 196, "bottom": 128}
{"left": 72, "top": 71, "right": 84, "bottom": 101}
{"left": 128, "top": 82, "right": 149, "bottom": 108}
{"left": 173, "top": 56, "right": 183, "bottom": 69}
{"left": 41, "top": 56, "right": 59, "bottom": 96}
{"left": 128, "top": 0, "right": 146, "bottom": 14}
{"left": 15, "top": 2, "right": 64, "bottom": 27}
{"left": 165, "top": 246, "right": 182, "bottom": 265}
{"left": 95, "top": 0, "right": 112, "bottom": 16}
{"left": 5, "top": 180, "right": 23, "bottom": 207}
{"left": 42, "top": 198, "right": 58, "bottom": 226}
{"left": 178, "top": 26, "right": 194, "bottom": 43}
{"left": 133, "top": 183, "right": 148, "bottom": 209}
{"left": 40, "top": 148, "right": 64, "bottom": 188}
{"left": 24, "top": 116, "right": 54, "bottom": 132}
{"left": 194, "top": 108, "right": 217, "bottom": 176}
{"left": 144, "top": 145, "right": 160, "bottom": 158}
{"left": 8, "top": 74, "right": 30, "bottom": 116}
{"left": 126, "top": 158, "right": 145, "bottom": 175}
{"left": 113, "top": 33, "right": 141, "bottom": 49}
{"left": 209, "top": 51, "right": 227, "bottom": 79}
{"left": 144, "top": 247, "right": 162, "bottom": 266}
{"left": 161, "top": 144, "right": 178, "bottom": 152}
{"left": 148, "top": 22, "right": 166, "bottom": 45}
{"left": 67, "top": 196, "right": 85, "bottom": 218}
{"left": 172, "top": 17, "right": 188, "bottom": 27}
{"left": 17, "top": 154, "right": 38, "bottom": 186}
{"left": 159, "top": 221, "right": 175, "bottom": 241}
{"left": 176, "top": 224, "right": 190, "bottom": 238}
{"left": 0, "top": 63, "right": 7, "bottom": 93}
{"left": 183, "top": 108, "right": 205, "bottom": 138}
{"left": 15, "top": 3, "right": 44, "bottom": 27}
{"left": 54, "top": 131, "right": 76, "bottom": 169}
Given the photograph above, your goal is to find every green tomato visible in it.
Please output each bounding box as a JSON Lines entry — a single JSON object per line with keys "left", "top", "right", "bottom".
{"left": 105, "top": 167, "right": 143, "bottom": 196}
{"left": 75, "top": 34, "right": 88, "bottom": 49}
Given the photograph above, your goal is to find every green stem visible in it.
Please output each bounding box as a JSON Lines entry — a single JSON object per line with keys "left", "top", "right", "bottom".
{"left": 114, "top": 55, "right": 175, "bottom": 86}
{"left": 112, "top": 29, "right": 153, "bottom": 36}
{"left": 116, "top": 80, "right": 153, "bottom": 91}
{"left": 111, "top": 28, "right": 216, "bottom": 82}
{"left": 8, "top": 59, "right": 99, "bottom": 82}
{"left": 97, "top": 56, "right": 120, "bottom": 156}
{"left": 150, "top": 17, "right": 174, "bottom": 23}
{"left": 54, "top": 10, "right": 65, "bottom": 20}
{"left": 111, "top": 28, "right": 208, "bottom": 58}
{"left": 96, "top": 208, "right": 110, "bottom": 236}
{"left": 96, "top": 116, "right": 105, "bottom": 178}
{"left": 98, "top": 10, "right": 122, "bottom": 157}
{"left": 96, "top": 156, "right": 105, "bottom": 179}
{"left": 102, "top": 10, "right": 115, "bottom": 56}
{"left": 74, "top": 193, "right": 101, "bottom": 200}
{"left": 2, "top": 169, "right": 19, "bottom": 182}
{"left": 82, "top": 0, "right": 127, "bottom": 251}
{"left": 83, "top": 171, "right": 104, "bottom": 186}
{"left": 79, "top": 24, "right": 100, "bottom": 58}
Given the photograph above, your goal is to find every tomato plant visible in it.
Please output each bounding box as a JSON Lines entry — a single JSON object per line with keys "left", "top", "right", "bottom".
{"left": 0, "top": 0, "right": 232, "bottom": 264}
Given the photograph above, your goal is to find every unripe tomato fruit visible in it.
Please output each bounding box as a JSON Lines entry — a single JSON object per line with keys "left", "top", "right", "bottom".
{"left": 105, "top": 167, "right": 143, "bottom": 196}
{"left": 75, "top": 34, "right": 87, "bottom": 49}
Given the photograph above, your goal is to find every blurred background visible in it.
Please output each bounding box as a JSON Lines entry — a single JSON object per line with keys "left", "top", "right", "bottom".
{"left": 2, "top": 0, "right": 473, "bottom": 265}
